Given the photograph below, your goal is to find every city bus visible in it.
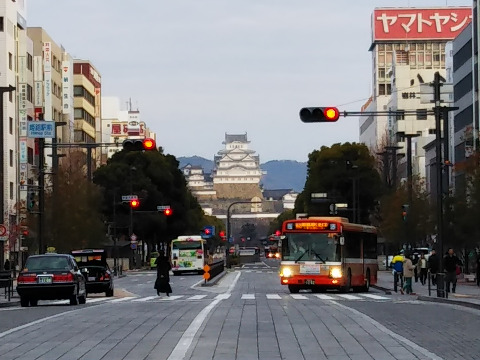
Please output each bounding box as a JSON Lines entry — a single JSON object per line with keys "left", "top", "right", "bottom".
{"left": 171, "top": 236, "right": 207, "bottom": 275}
{"left": 279, "top": 217, "right": 377, "bottom": 293}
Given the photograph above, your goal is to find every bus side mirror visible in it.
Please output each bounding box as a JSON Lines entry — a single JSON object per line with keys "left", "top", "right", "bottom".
{"left": 339, "top": 236, "right": 345, "bottom": 246}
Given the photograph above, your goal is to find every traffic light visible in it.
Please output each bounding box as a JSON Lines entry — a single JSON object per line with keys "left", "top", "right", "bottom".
{"left": 219, "top": 230, "right": 226, "bottom": 241}
{"left": 275, "top": 230, "right": 281, "bottom": 236}
{"left": 27, "top": 191, "right": 35, "bottom": 212}
{"left": 122, "top": 138, "right": 156, "bottom": 151}
{"left": 401, "top": 204, "right": 409, "bottom": 221}
{"left": 164, "top": 208, "right": 172, "bottom": 216}
{"left": 201, "top": 225, "right": 215, "bottom": 239}
{"left": 130, "top": 199, "right": 140, "bottom": 208}
{"left": 299, "top": 107, "right": 340, "bottom": 123}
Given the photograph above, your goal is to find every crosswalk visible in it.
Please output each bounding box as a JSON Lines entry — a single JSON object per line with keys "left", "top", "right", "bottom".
{"left": 38, "top": 292, "right": 391, "bottom": 306}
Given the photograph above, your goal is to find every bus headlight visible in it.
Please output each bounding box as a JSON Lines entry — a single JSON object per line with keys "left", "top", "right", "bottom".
{"left": 281, "top": 267, "right": 292, "bottom": 277}
{"left": 330, "top": 267, "right": 342, "bottom": 279}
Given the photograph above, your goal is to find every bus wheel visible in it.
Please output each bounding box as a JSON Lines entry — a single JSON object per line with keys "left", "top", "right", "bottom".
{"left": 354, "top": 269, "right": 371, "bottom": 292}
{"left": 288, "top": 285, "right": 300, "bottom": 294}
{"left": 342, "top": 269, "right": 352, "bottom": 293}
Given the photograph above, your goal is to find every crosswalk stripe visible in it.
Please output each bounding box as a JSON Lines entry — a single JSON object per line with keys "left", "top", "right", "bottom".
{"left": 290, "top": 294, "right": 308, "bottom": 300}
{"left": 336, "top": 294, "right": 362, "bottom": 300}
{"left": 86, "top": 298, "right": 109, "bottom": 303}
{"left": 159, "top": 295, "right": 183, "bottom": 301}
{"left": 314, "top": 294, "right": 336, "bottom": 300}
{"left": 266, "top": 294, "right": 282, "bottom": 299}
{"left": 188, "top": 295, "right": 208, "bottom": 300}
{"left": 215, "top": 294, "right": 231, "bottom": 300}
{"left": 132, "top": 296, "right": 157, "bottom": 302}
{"left": 111, "top": 297, "right": 136, "bottom": 303}
{"left": 241, "top": 294, "right": 255, "bottom": 300}
{"left": 360, "top": 294, "right": 389, "bottom": 300}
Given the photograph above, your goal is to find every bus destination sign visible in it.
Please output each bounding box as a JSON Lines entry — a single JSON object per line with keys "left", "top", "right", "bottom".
{"left": 286, "top": 222, "right": 337, "bottom": 231}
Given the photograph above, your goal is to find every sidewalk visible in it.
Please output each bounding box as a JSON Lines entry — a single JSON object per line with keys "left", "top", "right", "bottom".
{"left": 0, "top": 278, "right": 19, "bottom": 308}
{"left": 375, "top": 270, "right": 480, "bottom": 309}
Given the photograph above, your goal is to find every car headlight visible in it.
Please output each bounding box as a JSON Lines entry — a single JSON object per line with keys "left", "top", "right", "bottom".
{"left": 330, "top": 267, "right": 342, "bottom": 279}
{"left": 275, "top": 253, "right": 280, "bottom": 258}
{"left": 282, "top": 267, "right": 292, "bottom": 277}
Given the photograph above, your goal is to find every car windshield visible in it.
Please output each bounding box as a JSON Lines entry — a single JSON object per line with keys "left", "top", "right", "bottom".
{"left": 282, "top": 233, "right": 341, "bottom": 262}
{"left": 25, "top": 256, "right": 71, "bottom": 271}
{"left": 73, "top": 254, "right": 104, "bottom": 267}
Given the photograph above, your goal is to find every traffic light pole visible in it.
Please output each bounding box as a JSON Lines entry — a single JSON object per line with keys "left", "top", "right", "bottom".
{"left": 38, "top": 138, "right": 45, "bottom": 254}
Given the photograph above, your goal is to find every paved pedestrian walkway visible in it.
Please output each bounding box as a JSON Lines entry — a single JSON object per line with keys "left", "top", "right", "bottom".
{"left": 375, "top": 270, "right": 480, "bottom": 307}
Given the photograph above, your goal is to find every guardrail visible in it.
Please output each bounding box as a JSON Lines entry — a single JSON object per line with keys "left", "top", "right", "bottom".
{"left": 0, "top": 270, "right": 14, "bottom": 301}
{"left": 203, "top": 259, "right": 225, "bottom": 283}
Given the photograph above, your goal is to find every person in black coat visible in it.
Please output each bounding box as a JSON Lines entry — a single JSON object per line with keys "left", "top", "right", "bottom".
{"left": 444, "top": 248, "right": 460, "bottom": 293}
{"left": 154, "top": 250, "right": 172, "bottom": 296}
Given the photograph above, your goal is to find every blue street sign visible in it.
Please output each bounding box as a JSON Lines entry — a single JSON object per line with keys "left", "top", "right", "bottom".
{"left": 27, "top": 121, "right": 55, "bottom": 138}
{"left": 228, "top": 236, "right": 234, "bottom": 244}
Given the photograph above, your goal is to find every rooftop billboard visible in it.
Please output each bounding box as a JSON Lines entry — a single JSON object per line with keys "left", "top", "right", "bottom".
{"left": 373, "top": 7, "right": 472, "bottom": 41}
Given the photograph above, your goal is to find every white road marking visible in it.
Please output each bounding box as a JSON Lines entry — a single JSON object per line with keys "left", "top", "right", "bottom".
{"left": 245, "top": 270, "right": 252, "bottom": 273}
{"left": 167, "top": 271, "right": 241, "bottom": 360}
{"left": 214, "top": 294, "right": 231, "bottom": 300}
{"left": 188, "top": 295, "right": 207, "bottom": 300}
{"left": 266, "top": 294, "right": 282, "bottom": 299}
{"left": 290, "top": 294, "right": 308, "bottom": 300}
{"left": 0, "top": 309, "right": 80, "bottom": 339}
{"left": 333, "top": 302, "right": 443, "bottom": 360}
{"left": 314, "top": 294, "right": 336, "bottom": 300}
{"left": 336, "top": 294, "right": 362, "bottom": 300}
{"left": 132, "top": 296, "right": 157, "bottom": 302}
{"left": 159, "top": 295, "right": 183, "bottom": 301}
{"left": 360, "top": 294, "right": 390, "bottom": 300}
{"left": 86, "top": 298, "right": 109, "bottom": 303}
{"left": 241, "top": 294, "right": 255, "bottom": 300}
{"left": 110, "top": 296, "right": 136, "bottom": 303}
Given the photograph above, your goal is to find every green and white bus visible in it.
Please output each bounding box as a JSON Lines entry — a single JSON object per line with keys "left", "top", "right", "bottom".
{"left": 171, "top": 236, "right": 207, "bottom": 275}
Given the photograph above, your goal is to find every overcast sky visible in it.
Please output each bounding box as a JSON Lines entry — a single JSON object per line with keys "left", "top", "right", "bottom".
{"left": 27, "top": 0, "right": 471, "bottom": 162}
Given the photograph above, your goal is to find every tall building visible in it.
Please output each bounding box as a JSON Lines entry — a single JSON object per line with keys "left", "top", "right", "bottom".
{"left": 360, "top": 6, "right": 472, "bottom": 165}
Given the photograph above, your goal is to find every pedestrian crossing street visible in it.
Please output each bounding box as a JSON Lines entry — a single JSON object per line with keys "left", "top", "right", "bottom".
{"left": 40, "top": 292, "right": 391, "bottom": 306}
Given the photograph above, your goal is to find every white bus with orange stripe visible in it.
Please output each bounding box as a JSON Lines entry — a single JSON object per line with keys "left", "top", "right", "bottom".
{"left": 279, "top": 217, "right": 377, "bottom": 293}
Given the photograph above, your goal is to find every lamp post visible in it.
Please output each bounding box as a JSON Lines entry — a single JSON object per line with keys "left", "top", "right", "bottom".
{"left": 226, "top": 201, "right": 262, "bottom": 267}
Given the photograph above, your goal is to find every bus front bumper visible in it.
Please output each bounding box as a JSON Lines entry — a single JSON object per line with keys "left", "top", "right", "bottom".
{"left": 280, "top": 275, "right": 345, "bottom": 287}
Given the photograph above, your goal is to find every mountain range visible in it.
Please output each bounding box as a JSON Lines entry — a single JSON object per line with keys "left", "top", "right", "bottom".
{"left": 177, "top": 156, "right": 307, "bottom": 192}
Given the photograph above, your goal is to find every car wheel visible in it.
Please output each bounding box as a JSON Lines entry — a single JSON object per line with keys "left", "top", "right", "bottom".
{"left": 70, "top": 294, "right": 79, "bottom": 306}
{"left": 106, "top": 288, "right": 114, "bottom": 297}
{"left": 20, "top": 297, "right": 29, "bottom": 307}
{"left": 288, "top": 285, "right": 300, "bottom": 293}
{"left": 29, "top": 299, "right": 38, "bottom": 307}
{"left": 78, "top": 294, "right": 86, "bottom": 304}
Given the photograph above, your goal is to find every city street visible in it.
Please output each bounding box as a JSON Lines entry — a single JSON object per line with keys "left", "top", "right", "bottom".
{"left": 1, "top": 261, "right": 479, "bottom": 360}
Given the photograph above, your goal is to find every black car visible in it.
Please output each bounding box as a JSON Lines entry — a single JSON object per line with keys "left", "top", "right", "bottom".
{"left": 16, "top": 254, "right": 87, "bottom": 307}
{"left": 71, "top": 249, "right": 114, "bottom": 297}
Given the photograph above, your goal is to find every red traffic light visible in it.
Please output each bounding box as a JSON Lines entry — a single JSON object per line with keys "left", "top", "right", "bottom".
{"left": 22, "top": 229, "right": 29, "bottom": 236}
{"left": 143, "top": 138, "right": 156, "bottom": 150}
{"left": 130, "top": 200, "right": 140, "bottom": 208}
{"left": 299, "top": 107, "right": 340, "bottom": 122}
{"left": 275, "top": 230, "right": 281, "bottom": 236}
{"left": 219, "top": 230, "right": 225, "bottom": 237}
{"left": 164, "top": 208, "right": 172, "bottom": 216}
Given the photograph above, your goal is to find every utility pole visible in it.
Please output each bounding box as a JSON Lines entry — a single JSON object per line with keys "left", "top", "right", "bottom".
{"left": 433, "top": 71, "right": 445, "bottom": 298}
{"left": 38, "top": 137, "right": 45, "bottom": 254}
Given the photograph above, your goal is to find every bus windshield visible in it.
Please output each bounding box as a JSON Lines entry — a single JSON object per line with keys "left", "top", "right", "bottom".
{"left": 172, "top": 241, "right": 203, "bottom": 250}
{"left": 282, "top": 233, "right": 341, "bottom": 262}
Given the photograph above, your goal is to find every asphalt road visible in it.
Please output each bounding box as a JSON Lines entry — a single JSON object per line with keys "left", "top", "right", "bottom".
{"left": 0, "top": 259, "right": 479, "bottom": 360}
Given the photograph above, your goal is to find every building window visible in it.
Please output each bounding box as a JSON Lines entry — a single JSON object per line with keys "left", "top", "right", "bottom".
{"left": 28, "top": 147, "right": 33, "bottom": 164}
{"left": 9, "top": 117, "right": 12, "bottom": 134}
{"left": 416, "top": 109, "right": 428, "bottom": 120}
{"left": 27, "top": 53, "right": 33, "bottom": 71}
{"left": 396, "top": 110, "right": 405, "bottom": 121}
{"left": 0, "top": 17, "right": 4, "bottom": 32}
{"left": 9, "top": 182, "right": 13, "bottom": 200}
{"left": 9, "top": 150, "right": 13, "bottom": 167}
{"left": 8, "top": 52, "right": 12, "bottom": 70}
{"left": 387, "top": 84, "right": 392, "bottom": 95}
{"left": 378, "top": 68, "right": 385, "bottom": 79}
{"left": 27, "top": 84, "right": 33, "bottom": 102}
{"left": 9, "top": 91, "right": 12, "bottom": 102}
{"left": 379, "top": 84, "right": 386, "bottom": 96}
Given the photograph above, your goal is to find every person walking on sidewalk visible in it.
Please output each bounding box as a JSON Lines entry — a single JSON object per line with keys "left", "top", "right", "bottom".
{"left": 428, "top": 249, "right": 439, "bottom": 286}
{"left": 154, "top": 250, "right": 172, "bottom": 297}
{"left": 417, "top": 253, "right": 428, "bottom": 285}
{"left": 444, "top": 248, "right": 460, "bottom": 294}
{"left": 401, "top": 253, "right": 416, "bottom": 295}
